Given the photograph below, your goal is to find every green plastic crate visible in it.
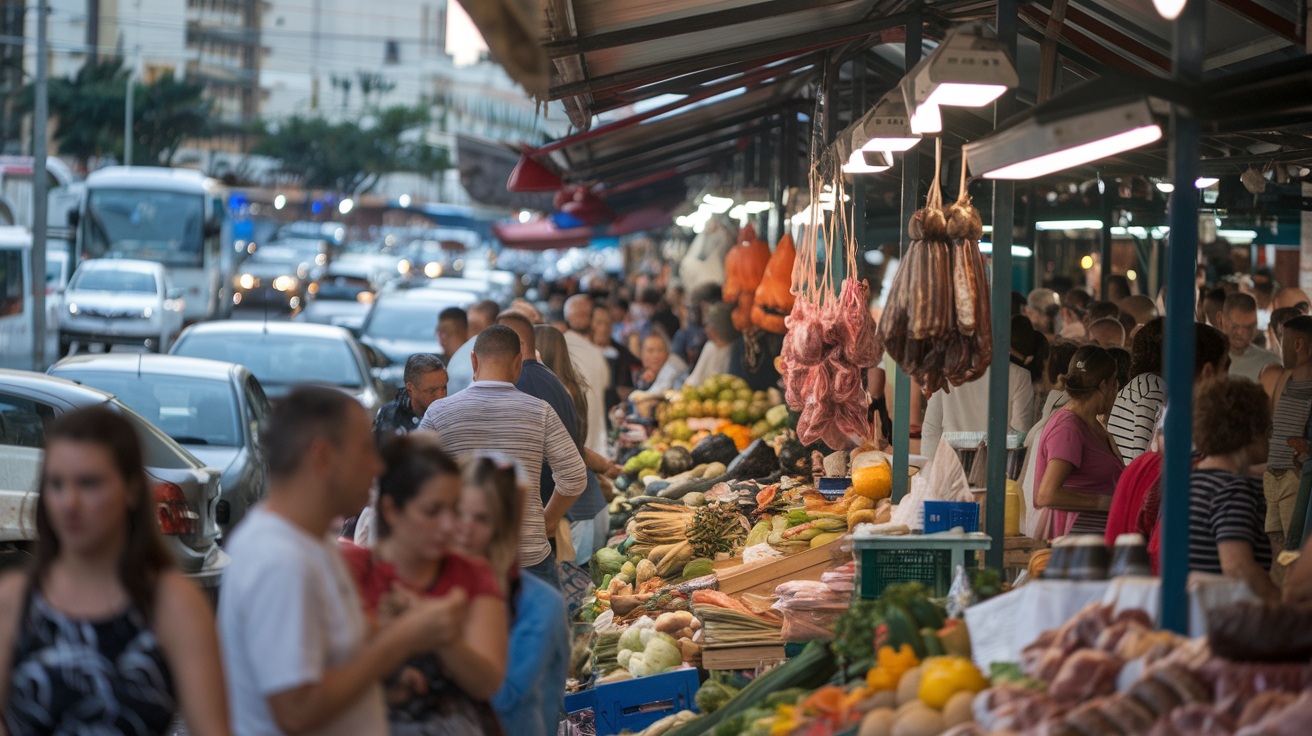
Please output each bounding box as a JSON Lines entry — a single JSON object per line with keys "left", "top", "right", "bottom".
{"left": 853, "top": 534, "right": 993, "bottom": 599}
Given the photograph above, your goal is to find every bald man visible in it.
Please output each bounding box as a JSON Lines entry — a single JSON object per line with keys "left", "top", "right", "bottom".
{"left": 1274, "top": 286, "right": 1311, "bottom": 312}
{"left": 563, "top": 294, "right": 612, "bottom": 455}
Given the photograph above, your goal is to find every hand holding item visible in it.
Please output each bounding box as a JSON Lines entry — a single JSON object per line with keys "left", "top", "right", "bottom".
{"left": 399, "top": 588, "right": 469, "bottom": 651}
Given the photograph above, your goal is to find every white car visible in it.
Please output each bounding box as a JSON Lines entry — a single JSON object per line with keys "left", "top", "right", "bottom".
{"left": 58, "top": 259, "right": 186, "bottom": 355}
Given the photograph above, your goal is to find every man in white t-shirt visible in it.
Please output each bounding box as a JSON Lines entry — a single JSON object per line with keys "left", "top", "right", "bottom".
{"left": 218, "top": 386, "right": 466, "bottom": 736}
{"left": 563, "top": 294, "right": 613, "bottom": 454}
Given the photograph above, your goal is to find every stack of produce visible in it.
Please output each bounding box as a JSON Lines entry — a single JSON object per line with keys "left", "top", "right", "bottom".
{"left": 879, "top": 143, "right": 992, "bottom": 395}
{"left": 692, "top": 589, "right": 783, "bottom": 647}
{"left": 778, "top": 175, "right": 882, "bottom": 449}
{"left": 652, "top": 375, "right": 787, "bottom": 447}
{"left": 610, "top": 614, "right": 703, "bottom": 679}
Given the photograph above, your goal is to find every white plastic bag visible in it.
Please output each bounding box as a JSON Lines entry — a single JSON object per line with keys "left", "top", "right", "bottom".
{"left": 891, "top": 438, "right": 972, "bottom": 530}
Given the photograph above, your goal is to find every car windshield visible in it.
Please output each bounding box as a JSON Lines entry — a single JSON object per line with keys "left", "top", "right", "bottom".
{"left": 314, "top": 276, "right": 371, "bottom": 301}
{"left": 363, "top": 302, "right": 446, "bottom": 341}
{"left": 71, "top": 268, "right": 158, "bottom": 293}
{"left": 173, "top": 332, "right": 363, "bottom": 390}
{"left": 82, "top": 189, "right": 205, "bottom": 268}
{"left": 59, "top": 371, "right": 240, "bottom": 447}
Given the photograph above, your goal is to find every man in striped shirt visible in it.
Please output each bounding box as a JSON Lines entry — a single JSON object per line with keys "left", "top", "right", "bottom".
{"left": 419, "top": 324, "right": 587, "bottom": 588}
{"left": 1264, "top": 316, "right": 1312, "bottom": 554}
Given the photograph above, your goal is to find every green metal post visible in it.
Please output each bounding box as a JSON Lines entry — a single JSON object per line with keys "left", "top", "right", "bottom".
{"left": 892, "top": 20, "right": 921, "bottom": 502}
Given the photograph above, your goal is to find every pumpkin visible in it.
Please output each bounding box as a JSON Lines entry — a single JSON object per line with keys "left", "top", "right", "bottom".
{"left": 751, "top": 233, "right": 797, "bottom": 334}
{"left": 722, "top": 223, "right": 771, "bottom": 306}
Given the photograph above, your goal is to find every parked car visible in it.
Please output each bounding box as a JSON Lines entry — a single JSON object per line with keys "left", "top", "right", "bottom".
{"left": 170, "top": 321, "right": 388, "bottom": 413}
{"left": 0, "top": 370, "right": 227, "bottom": 586}
{"left": 295, "top": 262, "right": 377, "bottom": 332}
{"left": 57, "top": 258, "right": 186, "bottom": 355}
{"left": 358, "top": 287, "right": 474, "bottom": 387}
{"left": 49, "top": 354, "right": 271, "bottom": 536}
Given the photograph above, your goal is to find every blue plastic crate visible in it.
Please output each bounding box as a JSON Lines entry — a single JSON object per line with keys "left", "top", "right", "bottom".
{"left": 565, "top": 668, "right": 700, "bottom": 734}
{"left": 923, "top": 501, "right": 980, "bottom": 534}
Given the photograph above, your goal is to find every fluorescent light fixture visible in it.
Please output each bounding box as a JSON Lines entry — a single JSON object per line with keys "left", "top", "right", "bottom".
{"left": 1195, "top": 177, "right": 1219, "bottom": 188}
{"left": 1153, "top": 0, "right": 1187, "bottom": 20}
{"left": 701, "top": 194, "right": 734, "bottom": 213}
{"left": 743, "top": 201, "right": 774, "bottom": 214}
{"left": 902, "top": 23, "right": 1019, "bottom": 135}
{"left": 1217, "top": 229, "right": 1258, "bottom": 240}
{"left": 338, "top": 198, "right": 354, "bottom": 215}
{"left": 842, "top": 149, "right": 893, "bottom": 175}
{"left": 976, "top": 242, "right": 1034, "bottom": 257}
{"left": 1035, "top": 219, "right": 1103, "bottom": 231}
{"left": 1156, "top": 181, "right": 1175, "bottom": 193}
{"left": 965, "top": 97, "right": 1164, "bottom": 180}
{"left": 858, "top": 90, "right": 921, "bottom": 152}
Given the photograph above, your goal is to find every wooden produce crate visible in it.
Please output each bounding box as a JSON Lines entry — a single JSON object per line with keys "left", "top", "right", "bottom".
{"left": 715, "top": 539, "right": 849, "bottom": 598}
{"left": 702, "top": 643, "right": 787, "bottom": 671}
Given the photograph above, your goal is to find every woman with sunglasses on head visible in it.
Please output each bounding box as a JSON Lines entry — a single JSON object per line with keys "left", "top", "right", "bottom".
{"left": 457, "top": 454, "right": 570, "bottom": 736}
{"left": 339, "top": 432, "right": 507, "bottom": 735}
{"left": 0, "top": 406, "right": 230, "bottom": 736}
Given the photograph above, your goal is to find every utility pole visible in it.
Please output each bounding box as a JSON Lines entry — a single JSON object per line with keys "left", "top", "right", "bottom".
{"left": 31, "top": 0, "right": 47, "bottom": 370}
{"left": 123, "top": 47, "right": 138, "bottom": 166}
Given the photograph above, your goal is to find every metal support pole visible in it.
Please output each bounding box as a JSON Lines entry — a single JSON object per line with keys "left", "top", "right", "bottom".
{"left": 892, "top": 19, "right": 921, "bottom": 502}
{"left": 1100, "top": 178, "right": 1114, "bottom": 298}
{"left": 1161, "top": 0, "right": 1204, "bottom": 635}
{"left": 31, "top": 0, "right": 47, "bottom": 371}
{"left": 985, "top": 0, "right": 1018, "bottom": 571}
{"left": 124, "top": 71, "right": 134, "bottom": 166}
{"left": 850, "top": 55, "right": 867, "bottom": 278}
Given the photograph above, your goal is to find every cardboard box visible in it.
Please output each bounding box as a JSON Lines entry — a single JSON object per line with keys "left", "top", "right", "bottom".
{"left": 702, "top": 643, "right": 788, "bottom": 671}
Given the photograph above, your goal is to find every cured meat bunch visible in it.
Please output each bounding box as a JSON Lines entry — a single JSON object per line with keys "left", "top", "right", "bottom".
{"left": 879, "top": 142, "right": 993, "bottom": 394}
{"left": 779, "top": 173, "right": 883, "bottom": 450}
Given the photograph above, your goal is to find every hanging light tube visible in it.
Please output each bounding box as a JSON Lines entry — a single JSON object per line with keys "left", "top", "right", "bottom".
{"left": 842, "top": 149, "right": 893, "bottom": 175}
{"left": 964, "top": 97, "right": 1165, "bottom": 180}
{"left": 858, "top": 90, "right": 921, "bottom": 152}
{"left": 902, "top": 23, "right": 1020, "bottom": 135}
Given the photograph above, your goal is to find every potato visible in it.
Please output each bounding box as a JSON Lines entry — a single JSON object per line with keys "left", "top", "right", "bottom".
{"left": 855, "top": 690, "right": 898, "bottom": 713}
{"left": 857, "top": 707, "right": 896, "bottom": 736}
{"left": 942, "top": 691, "right": 975, "bottom": 727}
{"left": 892, "top": 703, "right": 945, "bottom": 736}
{"left": 896, "top": 665, "right": 923, "bottom": 705}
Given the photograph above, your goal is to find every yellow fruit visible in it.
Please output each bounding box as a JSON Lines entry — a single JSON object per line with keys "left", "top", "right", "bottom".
{"left": 853, "top": 463, "right": 893, "bottom": 500}
{"left": 811, "top": 532, "right": 843, "bottom": 548}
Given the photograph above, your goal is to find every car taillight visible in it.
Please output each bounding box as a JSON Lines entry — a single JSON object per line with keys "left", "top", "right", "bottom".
{"left": 155, "top": 482, "right": 198, "bottom": 536}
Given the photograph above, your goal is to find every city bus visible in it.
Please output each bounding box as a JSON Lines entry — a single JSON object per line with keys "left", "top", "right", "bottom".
{"left": 75, "top": 167, "right": 232, "bottom": 322}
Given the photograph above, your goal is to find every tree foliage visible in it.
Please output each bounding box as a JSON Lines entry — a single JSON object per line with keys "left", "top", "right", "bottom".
{"left": 25, "top": 58, "right": 211, "bottom": 167}
{"left": 252, "top": 104, "right": 449, "bottom": 194}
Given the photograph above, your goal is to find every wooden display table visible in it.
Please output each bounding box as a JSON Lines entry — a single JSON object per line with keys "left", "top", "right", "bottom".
{"left": 714, "top": 539, "right": 850, "bottom": 598}
{"left": 702, "top": 643, "right": 788, "bottom": 671}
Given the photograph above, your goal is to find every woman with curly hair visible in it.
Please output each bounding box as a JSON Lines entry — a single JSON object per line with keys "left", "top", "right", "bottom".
{"left": 1186, "top": 376, "right": 1279, "bottom": 600}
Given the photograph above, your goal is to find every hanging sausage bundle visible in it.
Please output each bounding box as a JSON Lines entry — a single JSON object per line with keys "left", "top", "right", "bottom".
{"left": 879, "top": 142, "right": 992, "bottom": 395}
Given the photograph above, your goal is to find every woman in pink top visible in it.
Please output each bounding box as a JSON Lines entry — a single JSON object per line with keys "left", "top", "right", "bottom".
{"left": 1036, "top": 345, "right": 1126, "bottom": 537}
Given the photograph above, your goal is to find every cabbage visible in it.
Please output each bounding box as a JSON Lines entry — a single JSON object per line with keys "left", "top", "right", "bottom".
{"left": 643, "top": 635, "right": 683, "bottom": 673}
{"left": 617, "top": 649, "right": 633, "bottom": 669}
{"left": 619, "top": 626, "right": 644, "bottom": 652}
{"left": 591, "top": 547, "right": 625, "bottom": 586}
{"left": 627, "top": 653, "right": 651, "bottom": 678}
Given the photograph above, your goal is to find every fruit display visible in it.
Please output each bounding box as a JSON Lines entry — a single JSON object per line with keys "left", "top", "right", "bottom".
{"left": 653, "top": 374, "right": 787, "bottom": 445}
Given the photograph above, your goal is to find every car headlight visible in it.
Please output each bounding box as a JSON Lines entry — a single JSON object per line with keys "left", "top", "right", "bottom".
{"left": 397, "top": 260, "right": 411, "bottom": 275}
{"left": 67, "top": 302, "right": 78, "bottom": 314}
{"left": 272, "top": 275, "right": 295, "bottom": 292}
{"left": 142, "top": 306, "right": 154, "bottom": 318}
{"left": 238, "top": 273, "right": 256, "bottom": 290}
{"left": 424, "top": 262, "right": 441, "bottom": 278}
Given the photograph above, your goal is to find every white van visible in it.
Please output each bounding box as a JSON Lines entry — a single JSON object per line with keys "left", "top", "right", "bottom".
{"left": 0, "top": 227, "right": 60, "bottom": 370}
